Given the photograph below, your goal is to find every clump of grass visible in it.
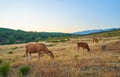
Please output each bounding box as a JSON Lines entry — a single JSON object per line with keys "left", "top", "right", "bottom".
{"left": 0, "top": 63, "right": 10, "bottom": 77}
{"left": 59, "top": 39, "right": 67, "bottom": 42}
{"left": 46, "top": 40, "right": 59, "bottom": 43}
{"left": 8, "top": 51, "right": 13, "bottom": 54}
{"left": 74, "top": 55, "right": 79, "bottom": 60}
{"left": 47, "top": 39, "right": 68, "bottom": 43}
{"left": 47, "top": 44, "right": 56, "bottom": 47}
{"left": 0, "top": 59, "right": 3, "bottom": 64}
{"left": 22, "top": 54, "right": 25, "bottom": 57}
{"left": 11, "top": 47, "right": 18, "bottom": 50}
{"left": 19, "top": 65, "right": 30, "bottom": 76}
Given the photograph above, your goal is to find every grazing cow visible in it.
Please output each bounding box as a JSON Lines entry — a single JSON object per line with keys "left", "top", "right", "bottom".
{"left": 93, "top": 37, "right": 98, "bottom": 43}
{"left": 25, "top": 43, "right": 54, "bottom": 62}
{"left": 77, "top": 42, "right": 90, "bottom": 52}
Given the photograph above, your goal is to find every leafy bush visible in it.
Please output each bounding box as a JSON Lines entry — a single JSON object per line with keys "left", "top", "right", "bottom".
{"left": 19, "top": 65, "right": 30, "bottom": 76}
{"left": 0, "top": 63, "right": 10, "bottom": 76}
{"left": 8, "top": 51, "right": 13, "bottom": 54}
{"left": 0, "top": 59, "right": 2, "bottom": 64}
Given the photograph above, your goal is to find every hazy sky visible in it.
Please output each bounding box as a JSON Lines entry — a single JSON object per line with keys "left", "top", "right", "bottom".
{"left": 0, "top": 0, "right": 120, "bottom": 33}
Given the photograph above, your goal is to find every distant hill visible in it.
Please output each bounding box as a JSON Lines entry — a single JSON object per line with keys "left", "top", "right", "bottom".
{"left": 88, "top": 28, "right": 120, "bottom": 37}
{"left": 0, "top": 28, "right": 76, "bottom": 45}
{"left": 73, "top": 28, "right": 120, "bottom": 35}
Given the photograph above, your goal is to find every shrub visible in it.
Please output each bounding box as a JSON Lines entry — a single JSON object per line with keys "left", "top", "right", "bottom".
{"left": 0, "top": 59, "right": 2, "bottom": 64}
{"left": 0, "top": 63, "right": 10, "bottom": 76}
{"left": 8, "top": 51, "right": 13, "bottom": 54}
{"left": 11, "top": 47, "right": 18, "bottom": 50}
{"left": 22, "top": 54, "right": 25, "bottom": 57}
{"left": 19, "top": 65, "right": 30, "bottom": 76}
{"left": 74, "top": 55, "right": 79, "bottom": 60}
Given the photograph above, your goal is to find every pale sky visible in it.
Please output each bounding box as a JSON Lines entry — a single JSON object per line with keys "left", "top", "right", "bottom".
{"left": 0, "top": 0, "right": 120, "bottom": 33}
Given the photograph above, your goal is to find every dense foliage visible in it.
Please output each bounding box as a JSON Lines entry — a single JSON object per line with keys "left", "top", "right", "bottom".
{"left": 0, "top": 28, "right": 77, "bottom": 45}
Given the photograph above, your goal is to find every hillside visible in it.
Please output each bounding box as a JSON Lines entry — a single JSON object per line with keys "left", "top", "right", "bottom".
{"left": 0, "top": 28, "right": 77, "bottom": 45}
{"left": 73, "top": 28, "right": 120, "bottom": 35}
{"left": 0, "top": 27, "right": 120, "bottom": 45}
{"left": 0, "top": 35, "right": 120, "bottom": 77}
{"left": 87, "top": 29, "right": 120, "bottom": 37}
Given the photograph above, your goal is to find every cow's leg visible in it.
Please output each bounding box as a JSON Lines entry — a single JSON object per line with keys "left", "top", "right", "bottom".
{"left": 37, "top": 52, "right": 40, "bottom": 60}
{"left": 25, "top": 51, "right": 28, "bottom": 62}
{"left": 77, "top": 46, "right": 80, "bottom": 52}
{"left": 29, "top": 53, "right": 32, "bottom": 61}
{"left": 83, "top": 48, "right": 84, "bottom": 51}
{"left": 25, "top": 56, "right": 28, "bottom": 63}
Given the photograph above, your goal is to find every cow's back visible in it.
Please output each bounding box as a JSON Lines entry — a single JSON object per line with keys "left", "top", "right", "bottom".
{"left": 77, "top": 42, "right": 90, "bottom": 51}
{"left": 26, "top": 43, "right": 48, "bottom": 53}
{"left": 77, "top": 42, "right": 87, "bottom": 47}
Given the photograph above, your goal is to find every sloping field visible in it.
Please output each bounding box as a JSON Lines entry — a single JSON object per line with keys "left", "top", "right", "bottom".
{"left": 0, "top": 37, "right": 120, "bottom": 77}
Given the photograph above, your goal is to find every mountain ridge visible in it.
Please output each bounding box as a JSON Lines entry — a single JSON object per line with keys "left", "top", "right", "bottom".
{"left": 73, "top": 28, "right": 120, "bottom": 35}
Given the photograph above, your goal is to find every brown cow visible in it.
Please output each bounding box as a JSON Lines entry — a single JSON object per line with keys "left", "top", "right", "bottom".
{"left": 93, "top": 37, "right": 98, "bottom": 43}
{"left": 25, "top": 43, "right": 54, "bottom": 62}
{"left": 77, "top": 42, "right": 90, "bottom": 52}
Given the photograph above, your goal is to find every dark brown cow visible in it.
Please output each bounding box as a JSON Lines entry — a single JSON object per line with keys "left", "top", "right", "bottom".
{"left": 93, "top": 37, "right": 98, "bottom": 43}
{"left": 25, "top": 43, "right": 54, "bottom": 62}
{"left": 77, "top": 42, "right": 90, "bottom": 52}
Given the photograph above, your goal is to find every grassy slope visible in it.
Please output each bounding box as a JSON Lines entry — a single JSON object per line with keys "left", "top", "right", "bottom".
{"left": 0, "top": 36, "right": 120, "bottom": 77}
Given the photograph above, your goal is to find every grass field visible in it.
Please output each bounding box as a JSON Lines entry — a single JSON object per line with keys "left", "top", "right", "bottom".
{"left": 0, "top": 36, "right": 120, "bottom": 77}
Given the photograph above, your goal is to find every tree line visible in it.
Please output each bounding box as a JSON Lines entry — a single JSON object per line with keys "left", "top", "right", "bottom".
{"left": 0, "top": 28, "right": 78, "bottom": 45}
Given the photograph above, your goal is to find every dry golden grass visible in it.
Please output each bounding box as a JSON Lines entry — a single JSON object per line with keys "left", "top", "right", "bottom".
{"left": 0, "top": 37, "right": 120, "bottom": 77}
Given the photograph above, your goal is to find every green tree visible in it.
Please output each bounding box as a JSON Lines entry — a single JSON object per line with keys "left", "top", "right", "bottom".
{"left": 8, "top": 36, "right": 16, "bottom": 44}
{"left": 34, "top": 37, "right": 40, "bottom": 42}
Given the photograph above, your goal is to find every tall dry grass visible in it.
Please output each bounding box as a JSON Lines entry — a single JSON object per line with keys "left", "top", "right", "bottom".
{"left": 0, "top": 37, "right": 120, "bottom": 77}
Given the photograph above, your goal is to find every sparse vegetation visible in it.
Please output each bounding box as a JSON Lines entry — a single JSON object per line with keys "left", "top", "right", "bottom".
{"left": 0, "top": 30, "right": 120, "bottom": 77}
{"left": 11, "top": 47, "right": 18, "bottom": 50}
{"left": 0, "top": 59, "right": 3, "bottom": 64}
{"left": 8, "top": 51, "right": 13, "bottom": 54}
{"left": 47, "top": 39, "right": 68, "bottom": 43}
{"left": 19, "top": 65, "right": 30, "bottom": 76}
{"left": 47, "top": 44, "right": 56, "bottom": 47}
{"left": 0, "top": 63, "right": 10, "bottom": 77}
{"left": 74, "top": 55, "right": 79, "bottom": 60}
